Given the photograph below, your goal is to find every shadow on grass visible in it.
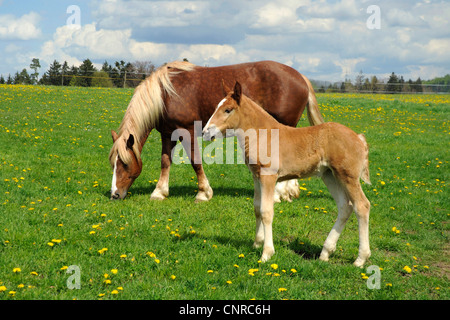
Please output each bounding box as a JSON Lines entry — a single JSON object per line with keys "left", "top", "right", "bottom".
{"left": 104, "top": 185, "right": 254, "bottom": 199}
{"left": 288, "top": 238, "right": 323, "bottom": 260}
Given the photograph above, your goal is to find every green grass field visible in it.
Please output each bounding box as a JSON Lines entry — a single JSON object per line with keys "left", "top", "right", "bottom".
{"left": 0, "top": 84, "right": 448, "bottom": 300}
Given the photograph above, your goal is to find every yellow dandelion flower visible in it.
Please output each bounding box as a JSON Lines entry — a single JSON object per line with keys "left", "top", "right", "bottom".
{"left": 111, "top": 269, "right": 118, "bottom": 275}
{"left": 270, "top": 264, "right": 278, "bottom": 270}
{"left": 278, "top": 288, "right": 287, "bottom": 292}
{"left": 13, "top": 268, "right": 21, "bottom": 273}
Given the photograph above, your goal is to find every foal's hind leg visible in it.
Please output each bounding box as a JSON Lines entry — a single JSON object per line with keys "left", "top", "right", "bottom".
{"left": 346, "top": 181, "right": 371, "bottom": 267}
{"left": 319, "top": 170, "right": 353, "bottom": 263}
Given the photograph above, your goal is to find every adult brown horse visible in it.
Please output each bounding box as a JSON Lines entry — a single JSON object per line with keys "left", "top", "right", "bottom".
{"left": 109, "top": 60, "right": 324, "bottom": 201}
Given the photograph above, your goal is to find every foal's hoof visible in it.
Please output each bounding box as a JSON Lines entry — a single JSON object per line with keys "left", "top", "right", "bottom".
{"left": 260, "top": 247, "right": 275, "bottom": 262}
{"left": 353, "top": 257, "right": 367, "bottom": 268}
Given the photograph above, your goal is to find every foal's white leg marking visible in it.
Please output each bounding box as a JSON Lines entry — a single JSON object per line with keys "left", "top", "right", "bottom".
{"left": 319, "top": 170, "right": 353, "bottom": 262}
{"left": 259, "top": 176, "right": 277, "bottom": 262}
{"left": 111, "top": 155, "right": 118, "bottom": 195}
{"left": 252, "top": 176, "right": 264, "bottom": 248}
{"left": 353, "top": 191, "right": 371, "bottom": 267}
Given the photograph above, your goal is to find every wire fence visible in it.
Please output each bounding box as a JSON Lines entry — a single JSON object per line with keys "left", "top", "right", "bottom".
{"left": 313, "top": 82, "right": 450, "bottom": 94}
{"left": 4, "top": 71, "right": 450, "bottom": 94}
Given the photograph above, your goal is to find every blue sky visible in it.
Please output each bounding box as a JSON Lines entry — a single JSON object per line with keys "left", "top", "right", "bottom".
{"left": 1, "top": 0, "right": 449, "bottom": 82}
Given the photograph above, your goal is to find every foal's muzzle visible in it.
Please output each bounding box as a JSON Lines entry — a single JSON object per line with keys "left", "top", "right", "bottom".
{"left": 203, "top": 125, "right": 220, "bottom": 141}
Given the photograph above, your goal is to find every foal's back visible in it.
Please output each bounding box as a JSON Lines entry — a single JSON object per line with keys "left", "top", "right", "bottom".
{"left": 278, "top": 122, "right": 368, "bottom": 180}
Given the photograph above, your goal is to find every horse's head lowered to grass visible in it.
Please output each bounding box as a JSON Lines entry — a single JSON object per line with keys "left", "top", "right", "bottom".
{"left": 109, "top": 130, "right": 142, "bottom": 200}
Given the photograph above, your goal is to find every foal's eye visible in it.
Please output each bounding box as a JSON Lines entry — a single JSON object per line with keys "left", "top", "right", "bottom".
{"left": 225, "top": 109, "right": 231, "bottom": 114}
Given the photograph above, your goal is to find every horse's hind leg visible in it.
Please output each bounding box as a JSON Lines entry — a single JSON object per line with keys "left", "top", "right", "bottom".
{"left": 319, "top": 170, "right": 353, "bottom": 263}
{"left": 151, "top": 134, "right": 176, "bottom": 200}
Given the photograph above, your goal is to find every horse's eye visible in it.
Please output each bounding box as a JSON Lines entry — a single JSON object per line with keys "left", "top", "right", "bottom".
{"left": 225, "top": 109, "right": 231, "bottom": 114}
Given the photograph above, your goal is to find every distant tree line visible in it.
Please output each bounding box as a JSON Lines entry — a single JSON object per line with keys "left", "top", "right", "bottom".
{"left": 0, "top": 58, "right": 156, "bottom": 88}
{"left": 1, "top": 58, "right": 449, "bottom": 93}
{"left": 312, "top": 70, "right": 450, "bottom": 94}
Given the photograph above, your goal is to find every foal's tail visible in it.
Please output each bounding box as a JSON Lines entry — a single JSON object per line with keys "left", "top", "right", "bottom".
{"left": 358, "top": 134, "right": 371, "bottom": 185}
{"left": 301, "top": 74, "right": 324, "bottom": 126}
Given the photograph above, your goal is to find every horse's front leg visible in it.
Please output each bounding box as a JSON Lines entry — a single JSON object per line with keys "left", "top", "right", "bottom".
{"left": 183, "top": 131, "right": 213, "bottom": 202}
{"left": 259, "top": 174, "right": 277, "bottom": 262}
{"left": 150, "top": 134, "right": 176, "bottom": 200}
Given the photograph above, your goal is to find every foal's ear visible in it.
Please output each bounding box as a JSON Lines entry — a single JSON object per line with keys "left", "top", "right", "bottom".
{"left": 221, "top": 79, "right": 231, "bottom": 96}
{"left": 126, "top": 134, "right": 135, "bottom": 150}
{"left": 232, "top": 81, "right": 242, "bottom": 105}
{"left": 111, "top": 130, "right": 119, "bottom": 142}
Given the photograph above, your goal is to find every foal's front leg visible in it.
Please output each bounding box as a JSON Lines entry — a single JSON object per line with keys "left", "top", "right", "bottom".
{"left": 252, "top": 175, "right": 264, "bottom": 248}
{"left": 258, "top": 175, "right": 277, "bottom": 262}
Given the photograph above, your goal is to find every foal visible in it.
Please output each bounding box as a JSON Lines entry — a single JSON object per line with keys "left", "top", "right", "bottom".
{"left": 203, "top": 81, "right": 371, "bottom": 267}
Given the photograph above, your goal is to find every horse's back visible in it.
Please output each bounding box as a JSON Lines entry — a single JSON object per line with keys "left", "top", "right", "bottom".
{"left": 164, "top": 61, "right": 310, "bottom": 129}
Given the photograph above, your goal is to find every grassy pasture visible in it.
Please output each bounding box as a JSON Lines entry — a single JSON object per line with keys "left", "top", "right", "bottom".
{"left": 0, "top": 84, "right": 448, "bottom": 300}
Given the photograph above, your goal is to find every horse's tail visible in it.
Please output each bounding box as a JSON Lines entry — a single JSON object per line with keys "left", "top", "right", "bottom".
{"left": 358, "top": 134, "right": 371, "bottom": 185}
{"left": 301, "top": 74, "right": 324, "bottom": 126}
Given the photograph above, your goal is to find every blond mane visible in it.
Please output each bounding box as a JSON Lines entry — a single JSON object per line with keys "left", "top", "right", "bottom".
{"left": 109, "top": 61, "right": 196, "bottom": 167}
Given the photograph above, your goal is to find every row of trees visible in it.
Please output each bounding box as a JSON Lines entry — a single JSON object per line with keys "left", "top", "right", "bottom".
{"left": 315, "top": 71, "right": 431, "bottom": 94}
{"left": 2, "top": 58, "right": 449, "bottom": 93}
{"left": 0, "top": 58, "right": 156, "bottom": 88}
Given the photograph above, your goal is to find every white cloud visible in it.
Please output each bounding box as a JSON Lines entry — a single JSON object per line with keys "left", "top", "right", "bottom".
{"left": 0, "top": 12, "right": 41, "bottom": 40}
{"left": 334, "top": 58, "right": 366, "bottom": 79}
{"left": 93, "top": 0, "right": 211, "bottom": 29}
{"left": 2, "top": 0, "right": 449, "bottom": 83}
{"left": 39, "top": 23, "right": 245, "bottom": 69}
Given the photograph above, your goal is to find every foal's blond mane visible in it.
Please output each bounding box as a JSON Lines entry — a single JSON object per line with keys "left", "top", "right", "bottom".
{"left": 109, "top": 61, "right": 196, "bottom": 167}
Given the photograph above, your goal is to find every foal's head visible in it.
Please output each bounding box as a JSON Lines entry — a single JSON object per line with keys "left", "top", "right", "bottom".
{"left": 203, "top": 81, "right": 243, "bottom": 140}
{"left": 109, "top": 130, "right": 142, "bottom": 200}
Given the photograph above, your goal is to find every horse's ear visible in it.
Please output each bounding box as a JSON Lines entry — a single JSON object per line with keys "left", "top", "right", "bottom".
{"left": 232, "top": 81, "right": 242, "bottom": 105}
{"left": 126, "top": 134, "right": 135, "bottom": 150}
{"left": 111, "top": 130, "right": 119, "bottom": 142}
{"left": 221, "top": 79, "right": 231, "bottom": 96}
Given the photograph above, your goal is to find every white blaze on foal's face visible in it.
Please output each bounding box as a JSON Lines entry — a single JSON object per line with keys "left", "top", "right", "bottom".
{"left": 203, "top": 84, "right": 242, "bottom": 140}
